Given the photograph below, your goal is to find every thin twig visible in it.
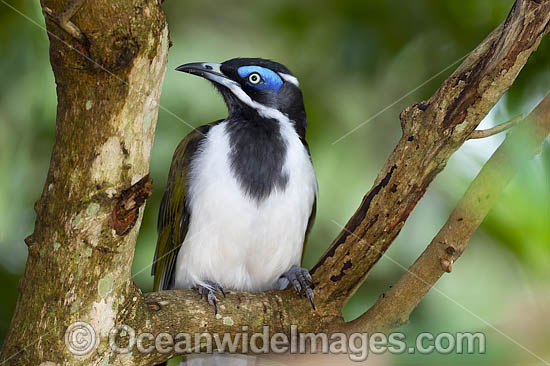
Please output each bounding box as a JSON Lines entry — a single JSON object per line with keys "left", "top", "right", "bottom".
{"left": 468, "top": 114, "right": 524, "bottom": 139}
{"left": 43, "top": 0, "right": 87, "bottom": 45}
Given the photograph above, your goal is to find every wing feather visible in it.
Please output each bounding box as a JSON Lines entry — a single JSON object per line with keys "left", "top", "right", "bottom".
{"left": 152, "top": 121, "right": 221, "bottom": 291}
{"left": 301, "top": 196, "right": 317, "bottom": 265}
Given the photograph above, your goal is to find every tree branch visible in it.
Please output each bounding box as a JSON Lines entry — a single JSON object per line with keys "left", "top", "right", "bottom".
{"left": 310, "top": 0, "right": 550, "bottom": 307}
{"left": 346, "top": 94, "right": 550, "bottom": 333}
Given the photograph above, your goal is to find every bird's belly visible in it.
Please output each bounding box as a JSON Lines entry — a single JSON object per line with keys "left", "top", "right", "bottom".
{"left": 174, "top": 190, "right": 308, "bottom": 291}
{"left": 173, "top": 122, "right": 316, "bottom": 291}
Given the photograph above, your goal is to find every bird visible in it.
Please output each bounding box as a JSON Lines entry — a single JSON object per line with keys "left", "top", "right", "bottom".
{"left": 151, "top": 58, "right": 317, "bottom": 364}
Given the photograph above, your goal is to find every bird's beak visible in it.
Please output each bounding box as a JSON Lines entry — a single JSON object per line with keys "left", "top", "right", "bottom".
{"left": 176, "top": 62, "right": 238, "bottom": 88}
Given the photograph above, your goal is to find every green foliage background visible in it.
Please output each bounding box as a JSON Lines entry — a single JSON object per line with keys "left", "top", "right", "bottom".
{"left": 0, "top": 0, "right": 548, "bottom": 364}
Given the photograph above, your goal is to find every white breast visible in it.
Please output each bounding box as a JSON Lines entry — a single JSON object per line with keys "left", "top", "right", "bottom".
{"left": 173, "top": 121, "right": 317, "bottom": 291}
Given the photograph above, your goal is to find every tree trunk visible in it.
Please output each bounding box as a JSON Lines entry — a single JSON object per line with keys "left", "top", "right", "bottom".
{"left": 0, "top": 1, "right": 168, "bottom": 365}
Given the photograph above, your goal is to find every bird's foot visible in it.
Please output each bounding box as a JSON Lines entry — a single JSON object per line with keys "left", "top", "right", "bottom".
{"left": 195, "top": 281, "right": 225, "bottom": 314}
{"left": 278, "top": 265, "right": 315, "bottom": 310}
{"left": 43, "top": 0, "right": 88, "bottom": 45}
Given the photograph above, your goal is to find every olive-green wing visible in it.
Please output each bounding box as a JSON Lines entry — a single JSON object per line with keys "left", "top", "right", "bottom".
{"left": 152, "top": 122, "right": 220, "bottom": 291}
{"left": 301, "top": 138, "right": 317, "bottom": 265}
{"left": 301, "top": 196, "right": 317, "bottom": 265}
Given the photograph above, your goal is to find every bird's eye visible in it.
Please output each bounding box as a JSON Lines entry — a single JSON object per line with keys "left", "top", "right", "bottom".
{"left": 248, "top": 72, "right": 262, "bottom": 84}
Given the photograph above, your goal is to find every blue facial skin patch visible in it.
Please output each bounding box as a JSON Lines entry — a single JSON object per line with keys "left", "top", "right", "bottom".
{"left": 237, "top": 66, "right": 283, "bottom": 92}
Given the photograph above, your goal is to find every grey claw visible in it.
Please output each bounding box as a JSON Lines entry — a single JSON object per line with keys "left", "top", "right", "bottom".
{"left": 207, "top": 292, "right": 219, "bottom": 314}
{"left": 292, "top": 279, "right": 301, "bottom": 294}
{"left": 280, "top": 265, "right": 315, "bottom": 309}
{"left": 306, "top": 288, "right": 315, "bottom": 310}
{"left": 195, "top": 281, "right": 225, "bottom": 314}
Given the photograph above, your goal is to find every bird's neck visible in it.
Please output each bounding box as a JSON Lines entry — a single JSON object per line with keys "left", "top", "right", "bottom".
{"left": 227, "top": 104, "right": 307, "bottom": 140}
{"left": 224, "top": 115, "right": 289, "bottom": 202}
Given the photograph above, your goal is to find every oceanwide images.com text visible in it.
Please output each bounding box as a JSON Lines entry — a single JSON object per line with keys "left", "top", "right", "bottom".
{"left": 65, "top": 322, "right": 486, "bottom": 361}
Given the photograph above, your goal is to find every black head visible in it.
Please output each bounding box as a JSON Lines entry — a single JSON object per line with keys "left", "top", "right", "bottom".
{"left": 176, "top": 58, "right": 306, "bottom": 128}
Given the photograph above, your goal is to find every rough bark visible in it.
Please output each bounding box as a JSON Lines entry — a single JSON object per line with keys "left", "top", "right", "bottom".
{"left": 0, "top": 0, "right": 548, "bottom": 365}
